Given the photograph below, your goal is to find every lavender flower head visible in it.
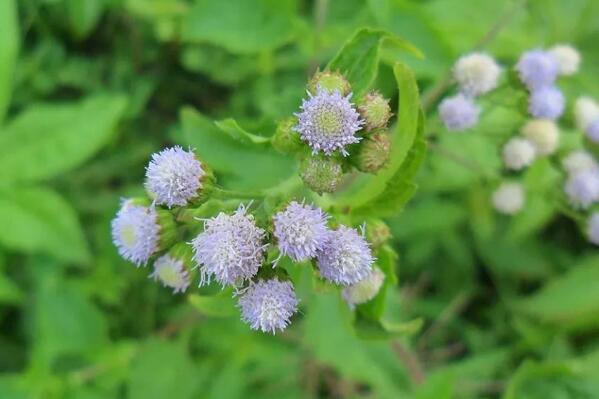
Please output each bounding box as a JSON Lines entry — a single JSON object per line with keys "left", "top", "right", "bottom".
{"left": 438, "top": 94, "right": 480, "bottom": 131}
{"left": 238, "top": 278, "right": 299, "bottom": 334}
{"left": 528, "top": 86, "right": 565, "bottom": 120}
{"left": 316, "top": 225, "right": 374, "bottom": 286}
{"left": 150, "top": 254, "right": 190, "bottom": 294}
{"left": 111, "top": 200, "right": 160, "bottom": 266}
{"left": 585, "top": 118, "right": 599, "bottom": 144}
{"left": 145, "top": 146, "right": 205, "bottom": 208}
{"left": 273, "top": 201, "right": 330, "bottom": 263}
{"left": 294, "top": 87, "right": 364, "bottom": 156}
{"left": 515, "top": 49, "right": 559, "bottom": 90}
{"left": 342, "top": 268, "right": 385, "bottom": 308}
{"left": 191, "top": 205, "right": 267, "bottom": 287}
{"left": 564, "top": 169, "right": 599, "bottom": 209}
{"left": 587, "top": 213, "right": 599, "bottom": 246}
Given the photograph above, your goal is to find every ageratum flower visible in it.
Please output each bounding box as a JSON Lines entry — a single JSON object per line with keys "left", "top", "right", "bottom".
{"left": 438, "top": 94, "right": 480, "bottom": 131}
{"left": 238, "top": 278, "right": 299, "bottom": 334}
{"left": 294, "top": 87, "right": 364, "bottom": 156}
{"left": 528, "top": 86, "right": 565, "bottom": 120}
{"left": 562, "top": 150, "right": 598, "bottom": 175}
{"left": 111, "top": 200, "right": 160, "bottom": 266}
{"left": 342, "top": 268, "right": 385, "bottom": 308}
{"left": 549, "top": 44, "right": 581, "bottom": 76}
{"left": 515, "top": 49, "right": 559, "bottom": 90}
{"left": 521, "top": 119, "right": 559, "bottom": 155}
{"left": 273, "top": 201, "right": 329, "bottom": 263}
{"left": 585, "top": 118, "right": 599, "bottom": 144}
{"left": 564, "top": 169, "right": 599, "bottom": 209}
{"left": 587, "top": 213, "right": 599, "bottom": 246}
{"left": 150, "top": 254, "right": 190, "bottom": 294}
{"left": 453, "top": 52, "right": 501, "bottom": 97}
{"left": 492, "top": 182, "right": 525, "bottom": 215}
{"left": 191, "top": 205, "right": 267, "bottom": 287}
{"left": 575, "top": 96, "right": 599, "bottom": 130}
{"left": 145, "top": 146, "right": 206, "bottom": 208}
{"left": 502, "top": 137, "right": 536, "bottom": 170}
{"left": 316, "top": 225, "right": 374, "bottom": 286}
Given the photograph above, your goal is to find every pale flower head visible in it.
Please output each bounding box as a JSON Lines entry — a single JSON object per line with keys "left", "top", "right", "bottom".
{"left": 520, "top": 119, "right": 559, "bottom": 155}
{"left": 492, "top": 182, "right": 525, "bottom": 215}
{"left": 502, "top": 137, "right": 536, "bottom": 170}
{"left": 453, "top": 52, "right": 502, "bottom": 96}
{"left": 549, "top": 44, "right": 581, "bottom": 76}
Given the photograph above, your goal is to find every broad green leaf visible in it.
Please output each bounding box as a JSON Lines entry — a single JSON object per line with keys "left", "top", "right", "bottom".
{"left": 517, "top": 255, "right": 599, "bottom": 331}
{"left": 179, "top": 107, "right": 296, "bottom": 190}
{"left": 328, "top": 28, "right": 422, "bottom": 98}
{"left": 181, "top": 0, "right": 297, "bottom": 54}
{"left": 0, "top": 271, "right": 22, "bottom": 305}
{"left": 0, "top": 187, "right": 89, "bottom": 263}
{"left": 62, "top": 0, "right": 105, "bottom": 39}
{"left": 214, "top": 118, "right": 270, "bottom": 145}
{"left": 0, "top": 0, "right": 18, "bottom": 124}
{"left": 0, "top": 94, "right": 127, "bottom": 183}
{"left": 128, "top": 338, "right": 197, "bottom": 399}
{"left": 188, "top": 290, "right": 236, "bottom": 317}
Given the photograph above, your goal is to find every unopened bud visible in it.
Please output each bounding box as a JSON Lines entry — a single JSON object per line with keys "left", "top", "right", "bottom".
{"left": 272, "top": 116, "right": 303, "bottom": 154}
{"left": 307, "top": 70, "right": 351, "bottom": 96}
{"left": 365, "top": 219, "right": 392, "bottom": 248}
{"left": 300, "top": 155, "right": 344, "bottom": 194}
{"left": 358, "top": 91, "right": 392, "bottom": 131}
{"left": 355, "top": 132, "right": 391, "bottom": 173}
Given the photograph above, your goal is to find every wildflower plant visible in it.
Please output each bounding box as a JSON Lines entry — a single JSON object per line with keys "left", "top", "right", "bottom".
{"left": 111, "top": 29, "right": 427, "bottom": 337}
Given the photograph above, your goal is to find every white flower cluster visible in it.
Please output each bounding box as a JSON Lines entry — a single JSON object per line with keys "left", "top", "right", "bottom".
{"left": 575, "top": 96, "right": 599, "bottom": 144}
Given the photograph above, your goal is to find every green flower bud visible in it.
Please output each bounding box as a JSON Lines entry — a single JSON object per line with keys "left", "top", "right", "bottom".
{"left": 300, "top": 155, "right": 344, "bottom": 194}
{"left": 358, "top": 91, "right": 392, "bottom": 131}
{"left": 308, "top": 70, "right": 351, "bottom": 96}
{"left": 272, "top": 116, "right": 303, "bottom": 154}
{"left": 355, "top": 132, "right": 391, "bottom": 173}
{"left": 365, "top": 219, "right": 392, "bottom": 248}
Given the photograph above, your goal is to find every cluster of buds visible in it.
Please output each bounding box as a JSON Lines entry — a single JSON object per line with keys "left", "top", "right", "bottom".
{"left": 111, "top": 144, "right": 389, "bottom": 333}
{"left": 273, "top": 70, "right": 394, "bottom": 194}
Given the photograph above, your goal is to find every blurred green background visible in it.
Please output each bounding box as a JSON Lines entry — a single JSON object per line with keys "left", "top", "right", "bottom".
{"left": 1, "top": 0, "right": 599, "bottom": 398}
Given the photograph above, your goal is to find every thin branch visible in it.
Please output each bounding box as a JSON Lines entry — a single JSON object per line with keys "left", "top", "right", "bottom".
{"left": 391, "top": 340, "right": 426, "bottom": 385}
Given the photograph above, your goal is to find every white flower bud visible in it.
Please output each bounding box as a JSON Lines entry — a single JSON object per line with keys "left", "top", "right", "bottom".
{"left": 520, "top": 119, "right": 559, "bottom": 155}
{"left": 342, "top": 268, "right": 385, "bottom": 308}
{"left": 549, "top": 44, "right": 581, "bottom": 76}
{"left": 492, "top": 182, "right": 525, "bottom": 215}
{"left": 574, "top": 96, "right": 599, "bottom": 130}
{"left": 562, "top": 150, "right": 598, "bottom": 175}
{"left": 453, "top": 52, "right": 502, "bottom": 97}
{"left": 502, "top": 138, "right": 536, "bottom": 170}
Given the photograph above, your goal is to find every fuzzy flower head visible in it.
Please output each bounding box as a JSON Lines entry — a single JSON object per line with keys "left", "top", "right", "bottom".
{"left": 111, "top": 200, "right": 160, "bottom": 266}
{"left": 587, "top": 213, "right": 599, "bottom": 246}
{"left": 150, "top": 254, "right": 190, "bottom": 294}
{"left": 145, "top": 146, "right": 206, "bottom": 208}
{"left": 521, "top": 119, "right": 559, "bottom": 155}
{"left": 238, "top": 278, "right": 299, "bottom": 334}
{"left": 562, "top": 150, "right": 598, "bottom": 175}
{"left": 294, "top": 88, "right": 364, "bottom": 156}
{"left": 438, "top": 94, "right": 480, "bottom": 131}
{"left": 342, "top": 268, "right": 385, "bottom": 308}
{"left": 575, "top": 96, "right": 599, "bottom": 130}
{"left": 515, "top": 49, "right": 559, "bottom": 90}
{"left": 300, "top": 156, "right": 344, "bottom": 194}
{"left": 585, "top": 118, "right": 599, "bottom": 144}
{"left": 549, "top": 44, "right": 581, "bottom": 76}
{"left": 191, "top": 205, "right": 267, "bottom": 287}
{"left": 564, "top": 169, "right": 599, "bottom": 209}
{"left": 453, "top": 52, "right": 501, "bottom": 96}
{"left": 316, "top": 225, "right": 374, "bottom": 286}
{"left": 273, "top": 201, "right": 330, "bottom": 263}
{"left": 503, "top": 137, "right": 536, "bottom": 170}
{"left": 492, "top": 182, "right": 525, "bottom": 215}
{"left": 528, "top": 86, "right": 565, "bottom": 120}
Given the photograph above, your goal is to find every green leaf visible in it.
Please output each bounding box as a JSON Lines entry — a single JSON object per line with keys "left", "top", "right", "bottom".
{"left": 517, "top": 255, "right": 599, "bottom": 331}
{"left": 353, "top": 315, "right": 423, "bottom": 340}
{"left": 214, "top": 118, "right": 270, "bottom": 145}
{"left": 0, "top": 187, "right": 89, "bottom": 263}
{"left": 62, "top": 0, "right": 105, "bottom": 40}
{"left": 179, "top": 107, "right": 296, "bottom": 190}
{"left": 0, "top": 271, "right": 22, "bottom": 305}
{"left": 328, "top": 28, "right": 422, "bottom": 98}
{"left": 128, "top": 338, "right": 197, "bottom": 399}
{"left": 181, "top": 0, "right": 297, "bottom": 54}
{"left": 345, "top": 64, "right": 424, "bottom": 220}
{"left": 0, "top": 94, "right": 128, "bottom": 183}
{"left": 0, "top": 0, "right": 19, "bottom": 124}
{"left": 188, "top": 290, "right": 236, "bottom": 317}
{"left": 356, "top": 245, "right": 398, "bottom": 320}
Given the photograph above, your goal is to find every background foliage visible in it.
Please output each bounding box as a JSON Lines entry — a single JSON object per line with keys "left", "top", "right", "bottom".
{"left": 1, "top": 0, "right": 599, "bottom": 398}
